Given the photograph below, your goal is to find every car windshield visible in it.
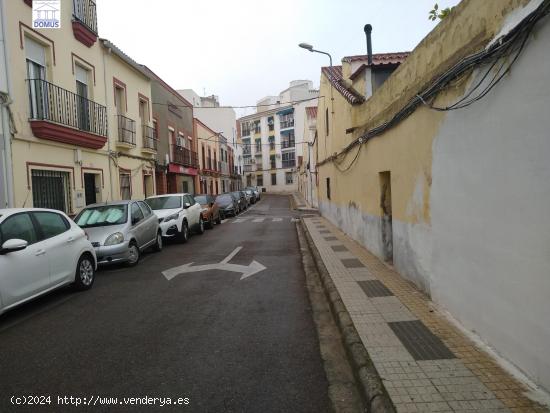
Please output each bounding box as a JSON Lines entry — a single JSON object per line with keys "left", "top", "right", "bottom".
{"left": 217, "top": 195, "right": 232, "bottom": 203}
{"left": 146, "top": 196, "right": 182, "bottom": 210}
{"left": 75, "top": 205, "right": 127, "bottom": 228}
{"left": 194, "top": 195, "right": 208, "bottom": 205}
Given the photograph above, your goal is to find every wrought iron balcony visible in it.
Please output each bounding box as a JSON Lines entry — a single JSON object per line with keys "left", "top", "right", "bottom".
{"left": 72, "top": 0, "right": 98, "bottom": 46}
{"left": 280, "top": 119, "right": 294, "bottom": 129}
{"left": 142, "top": 125, "right": 157, "bottom": 151}
{"left": 172, "top": 145, "right": 198, "bottom": 168}
{"left": 117, "top": 115, "right": 136, "bottom": 146}
{"left": 27, "top": 78, "right": 107, "bottom": 149}
{"left": 282, "top": 159, "right": 296, "bottom": 168}
{"left": 73, "top": 0, "right": 98, "bottom": 33}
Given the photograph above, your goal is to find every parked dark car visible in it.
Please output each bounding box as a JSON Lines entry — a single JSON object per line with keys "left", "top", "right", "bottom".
{"left": 232, "top": 191, "right": 247, "bottom": 212}
{"left": 195, "top": 194, "right": 221, "bottom": 228}
{"left": 238, "top": 191, "right": 249, "bottom": 208}
{"left": 217, "top": 193, "right": 238, "bottom": 218}
{"left": 244, "top": 188, "right": 257, "bottom": 204}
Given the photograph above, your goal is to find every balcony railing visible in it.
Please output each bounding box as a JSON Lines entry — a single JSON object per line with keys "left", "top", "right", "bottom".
{"left": 142, "top": 125, "right": 157, "bottom": 151}
{"left": 117, "top": 115, "right": 136, "bottom": 145}
{"left": 280, "top": 119, "right": 294, "bottom": 129}
{"left": 282, "top": 159, "right": 296, "bottom": 168}
{"left": 243, "top": 165, "right": 253, "bottom": 173}
{"left": 73, "top": 0, "right": 98, "bottom": 34}
{"left": 27, "top": 78, "right": 107, "bottom": 137}
{"left": 281, "top": 140, "right": 295, "bottom": 149}
{"left": 172, "top": 145, "right": 198, "bottom": 168}
{"left": 270, "top": 162, "right": 276, "bottom": 169}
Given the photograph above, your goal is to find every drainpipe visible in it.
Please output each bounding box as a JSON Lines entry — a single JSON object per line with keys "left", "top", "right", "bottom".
{"left": 0, "top": 0, "right": 15, "bottom": 208}
{"left": 364, "top": 24, "right": 373, "bottom": 65}
{"left": 101, "top": 42, "right": 115, "bottom": 202}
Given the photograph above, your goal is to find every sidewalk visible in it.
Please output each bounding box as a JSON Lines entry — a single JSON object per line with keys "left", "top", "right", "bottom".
{"left": 302, "top": 216, "right": 547, "bottom": 413}
{"left": 292, "top": 191, "right": 317, "bottom": 212}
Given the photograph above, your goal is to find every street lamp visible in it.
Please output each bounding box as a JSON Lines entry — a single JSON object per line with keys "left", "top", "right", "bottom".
{"left": 298, "top": 42, "right": 333, "bottom": 66}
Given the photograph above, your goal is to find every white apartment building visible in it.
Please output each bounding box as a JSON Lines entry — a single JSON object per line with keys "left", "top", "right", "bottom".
{"left": 238, "top": 80, "right": 318, "bottom": 193}
{"left": 178, "top": 89, "right": 242, "bottom": 189}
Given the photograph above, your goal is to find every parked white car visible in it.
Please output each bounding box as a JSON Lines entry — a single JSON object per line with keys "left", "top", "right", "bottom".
{"left": 145, "top": 193, "right": 204, "bottom": 242}
{"left": 0, "top": 208, "right": 96, "bottom": 315}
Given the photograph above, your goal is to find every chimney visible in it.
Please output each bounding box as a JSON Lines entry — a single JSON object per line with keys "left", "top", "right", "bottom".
{"left": 364, "top": 24, "right": 373, "bottom": 65}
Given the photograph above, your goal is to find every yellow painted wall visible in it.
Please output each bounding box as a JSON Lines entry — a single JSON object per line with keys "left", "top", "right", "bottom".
{"left": 102, "top": 47, "right": 155, "bottom": 201}
{"left": 195, "top": 120, "right": 221, "bottom": 194}
{"left": 6, "top": 0, "right": 111, "bottom": 213}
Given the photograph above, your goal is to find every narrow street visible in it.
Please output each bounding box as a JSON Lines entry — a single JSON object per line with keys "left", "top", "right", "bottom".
{"left": 0, "top": 195, "right": 331, "bottom": 412}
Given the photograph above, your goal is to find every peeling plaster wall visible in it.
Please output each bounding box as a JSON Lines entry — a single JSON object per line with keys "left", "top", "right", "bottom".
{"left": 430, "top": 14, "right": 550, "bottom": 393}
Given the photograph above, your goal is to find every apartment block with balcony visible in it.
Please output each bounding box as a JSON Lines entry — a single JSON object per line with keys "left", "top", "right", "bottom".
{"left": 237, "top": 80, "right": 318, "bottom": 192}
{"left": 195, "top": 118, "right": 221, "bottom": 195}
{"left": 142, "top": 67, "right": 198, "bottom": 195}
{"left": 3, "top": 0, "right": 109, "bottom": 214}
{"left": 100, "top": 40, "right": 155, "bottom": 200}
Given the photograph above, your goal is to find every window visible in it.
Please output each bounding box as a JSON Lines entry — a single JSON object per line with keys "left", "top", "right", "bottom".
{"left": 268, "top": 136, "right": 275, "bottom": 151}
{"left": 254, "top": 121, "right": 261, "bottom": 134}
{"left": 119, "top": 171, "right": 131, "bottom": 200}
{"left": 31, "top": 169, "right": 71, "bottom": 213}
{"left": 137, "top": 201, "right": 152, "bottom": 217}
{"left": 271, "top": 173, "right": 277, "bottom": 185}
{"left": 241, "top": 122, "right": 251, "bottom": 136}
{"left": 76, "top": 205, "right": 128, "bottom": 227}
{"left": 131, "top": 202, "right": 144, "bottom": 224}
{"left": 285, "top": 172, "right": 293, "bottom": 185}
{"left": 257, "top": 175, "right": 263, "bottom": 186}
{"left": 139, "top": 99, "right": 148, "bottom": 123}
{"left": 242, "top": 138, "right": 251, "bottom": 155}
{"left": 114, "top": 85, "right": 126, "bottom": 115}
{"left": 33, "top": 212, "right": 69, "bottom": 239}
{"left": 0, "top": 213, "right": 37, "bottom": 246}
{"left": 25, "top": 37, "right": 47, "bottom": 120}
{"left": 255, "top": 139, "right": 262, "bottom": 153}
{"left": 152, "top": 118, "right": 159, "bottom": 141}
{"left": 75, "top": 65, "right": 90, "bottom": 131}
{"left": 281, "top": 130, "right": 295, "bottom": 149}
{"left": 326, "top": 177, "right": 331, "bottom": 200}
{"left": 176, "top": 132, "right": 186, "bottom": 148}
{"left": 268, "top": 116, "right": 274, "bottom": 131}
{"left": 325, "top": 108, "right": 329, "bottom": 136}
{"left": 280, "top": 112, "right": 294, "bottom": 129}
{"left": 270, "top": 155, "right": 276, "bottom": 169}
{"left": 282, "top": 151, "right": 295, "bottom": 168}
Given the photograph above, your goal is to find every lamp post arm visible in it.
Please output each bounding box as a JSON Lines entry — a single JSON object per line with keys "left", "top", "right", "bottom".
{"left": 311, "top": 49, "right": 333, "bottom": 66}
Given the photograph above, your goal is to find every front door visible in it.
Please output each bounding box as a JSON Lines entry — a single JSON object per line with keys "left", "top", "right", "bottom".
{"left": 84, "top": 173, "right": 97, "bottom": 205}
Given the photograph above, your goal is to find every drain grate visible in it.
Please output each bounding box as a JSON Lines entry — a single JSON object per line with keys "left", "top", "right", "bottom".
{"left": 341, "top": 258, "right": 365, "bottom": 268}
{"left": 358, "top": 280, "right": 394, "bottom": 297}
{"left": 388, "top": 320, "right": 455, "bottom": 361}
{"left": 331, "top": 245, "right": 348, "bottom": 252}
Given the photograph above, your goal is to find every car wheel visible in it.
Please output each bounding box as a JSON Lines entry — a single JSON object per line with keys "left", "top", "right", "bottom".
{"left": 73, "top": 253, "right": 95, "bottom": 291}
{"left": 126, "top": 242, "right": 140, "bottom": 267}
{"left": 153, "top": 231, "right": 163, "bottom": 252}
{"left": 197, "top": 217, "right": 205, "bottom": 235}
{"left": 179, "top": 221, "right": 189, "bottom": 243}
{"left": 215, "top": 213, "right": 222, "bottom": 225}
{"left": 207, "top": 215, "right": 214, "bottom": 229}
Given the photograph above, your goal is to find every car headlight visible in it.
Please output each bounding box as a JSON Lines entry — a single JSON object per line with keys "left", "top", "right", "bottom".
{"left": 105, "top": 232, "right": 124, "bottom": 246}
{"left": 163, "top": 213, "right": 179, "bottom": 222}
{"left": 224, "top": 205, "right": 233, "bottom": 210}
{"left": 201, "top": 208, "right": 209, "bottom": 213}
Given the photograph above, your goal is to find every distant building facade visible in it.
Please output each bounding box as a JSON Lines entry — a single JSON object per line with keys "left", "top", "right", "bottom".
{"left": 238, "top": 80, "right": 318, "bottom": 192}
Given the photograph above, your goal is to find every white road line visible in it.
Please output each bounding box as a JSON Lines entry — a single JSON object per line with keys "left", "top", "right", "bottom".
{"left": 272, "top": 218, "right": 283, "bottom": 222}
{"left": 252, "top": 218, "right": 264, "bottom": 223}
{"left": 233, "top": 218, "right": 247, "bottom": 223}
{"left": 221, "top": 246, "right": 243, "bottom": 264}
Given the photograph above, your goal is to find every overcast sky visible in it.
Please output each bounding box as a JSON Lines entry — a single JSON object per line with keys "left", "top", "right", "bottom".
{"left": 97, "top": 0, "right": 460, "bottom": 116}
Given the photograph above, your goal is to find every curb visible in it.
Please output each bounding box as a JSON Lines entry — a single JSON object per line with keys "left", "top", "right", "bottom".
{"left": 300, "top": 219, "right": 396, "bottom": 413}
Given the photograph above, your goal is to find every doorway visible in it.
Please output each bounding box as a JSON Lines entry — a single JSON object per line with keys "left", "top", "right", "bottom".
{"left": 379, "top": 171, "right": 393, "bottom": 263}
{"left": 143, "top": 174, "right": 154, "bottom": 198}
{"left": 84, "top": 173, "right": 97, "bottom": 205}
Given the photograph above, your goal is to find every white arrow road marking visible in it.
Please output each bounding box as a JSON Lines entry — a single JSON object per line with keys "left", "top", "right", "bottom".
{"left": 272, "top": 218, "right": 283, "bottom": 222}
{"left": 162, "top": 246, "right": 266, "bottom": 281}
{"left": 252, "top": 218, "right": 264, "bottom": 223}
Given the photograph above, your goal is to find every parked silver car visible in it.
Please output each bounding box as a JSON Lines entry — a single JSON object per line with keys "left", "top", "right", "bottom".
{"left": 75, "top": 200, "right": 162, "bottom": 267}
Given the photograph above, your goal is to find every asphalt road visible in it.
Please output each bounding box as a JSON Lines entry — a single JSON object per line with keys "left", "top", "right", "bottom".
{"left": 0, "top": 195, "right": 330, "bottom": 413}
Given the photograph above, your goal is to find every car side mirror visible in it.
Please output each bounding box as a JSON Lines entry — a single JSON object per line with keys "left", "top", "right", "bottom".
{"left": 132, "top": 217, "right": 141, "bottom": 225}
{"left": 0, "top": 239, "right": 28, "bottom": 255}
{"left": 184, "top": 202, "right": 191, "bottom": 209}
